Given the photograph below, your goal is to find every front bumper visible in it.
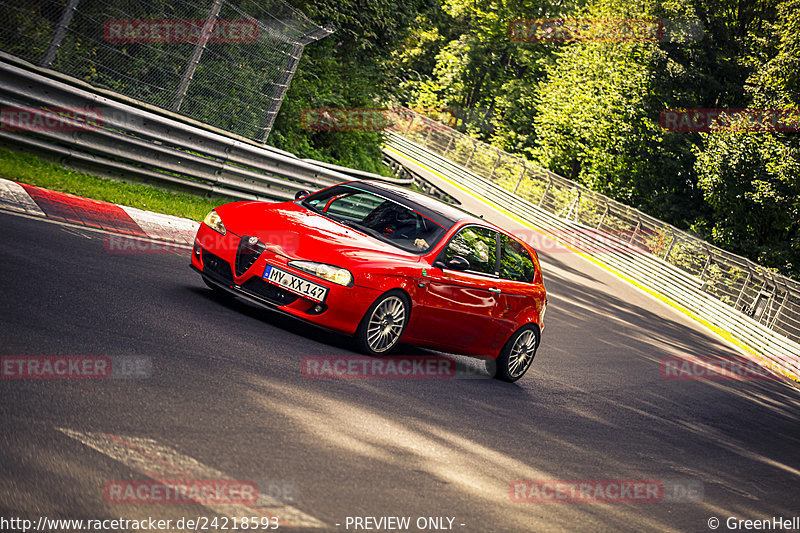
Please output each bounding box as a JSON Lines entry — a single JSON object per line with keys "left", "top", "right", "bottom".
{"left": 190, "top": 224, "right": 379, "bottom": 335}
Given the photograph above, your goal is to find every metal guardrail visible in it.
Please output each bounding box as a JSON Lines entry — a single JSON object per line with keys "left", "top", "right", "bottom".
{"left": 0, "top": 59, "right": 410, "bottom": 204}
{"left": 384, "top": 126, "right": 800, "bottom": 381}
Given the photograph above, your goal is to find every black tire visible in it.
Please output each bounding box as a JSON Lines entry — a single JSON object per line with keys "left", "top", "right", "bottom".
{"left": 355, "top": 290, "right": 411, "bottom": 355}
{"left": 492, "top": 325, "right": 540, "bottom": 382}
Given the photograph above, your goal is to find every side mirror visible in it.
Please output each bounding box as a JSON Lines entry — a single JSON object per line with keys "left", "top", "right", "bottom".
{"left": 445, "top": 255, "right": 470, "bottom": 271}
{"left": 294, "top": 190, "right": 311, "bottom": 200}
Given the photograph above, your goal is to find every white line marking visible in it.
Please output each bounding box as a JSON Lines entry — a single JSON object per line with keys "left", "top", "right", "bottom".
{"left": 58, "top": 428, "right": 326, "bottom": 528}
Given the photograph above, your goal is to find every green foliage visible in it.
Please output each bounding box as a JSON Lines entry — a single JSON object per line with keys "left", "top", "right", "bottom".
{"left": 270, "top": 0, "right": 431, "bottom": 174}
{"left": 692, "top": 0, "right": 800, "bottom": 278}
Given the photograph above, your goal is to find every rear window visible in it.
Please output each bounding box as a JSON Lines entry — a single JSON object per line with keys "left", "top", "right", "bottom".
{"left": 500, "top": 235, "right": 535, "bottom": 282}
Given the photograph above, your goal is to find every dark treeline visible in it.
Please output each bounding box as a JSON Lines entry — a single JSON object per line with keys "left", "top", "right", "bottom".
{"left": 274, "top": 0, "right": 800, "bottom": 280}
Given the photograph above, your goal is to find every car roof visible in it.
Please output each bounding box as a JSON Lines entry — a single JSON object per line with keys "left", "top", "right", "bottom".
{"left": 345, "top": 179, "right": 480, "bottom": 229}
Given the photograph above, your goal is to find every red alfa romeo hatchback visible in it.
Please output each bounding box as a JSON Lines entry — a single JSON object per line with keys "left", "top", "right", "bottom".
{"left": 190, "top": 180, "right": 547, "bottom": 381}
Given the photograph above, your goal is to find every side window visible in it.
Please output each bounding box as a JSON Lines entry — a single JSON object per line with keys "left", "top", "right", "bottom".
{"left": 500, "top": 235, "right": 535, "bottom": 282}
{"left": 445, "top": 226, "right": 498, "bottom": 275}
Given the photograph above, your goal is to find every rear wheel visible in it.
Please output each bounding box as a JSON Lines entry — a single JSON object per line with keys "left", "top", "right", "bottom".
{"left": 493, "top": 325, "right": 539, "bottom": 382}
{"left": 355, "top": 291, "right": 410, "bottom": 355}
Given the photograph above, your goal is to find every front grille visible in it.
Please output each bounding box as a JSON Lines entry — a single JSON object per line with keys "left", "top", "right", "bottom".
{"left": 202, "top": 249, "right": 233, "bottom": 284}
{"left": 241, "top": 277, "right": 298, "bottom": 306}
{"left": 235, "top": 236, "right": 266, "bottom": 276}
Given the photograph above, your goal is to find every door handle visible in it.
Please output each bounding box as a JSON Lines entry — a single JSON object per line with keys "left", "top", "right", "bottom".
{"left": 488, "top": 287, "right": 502, "bottom": 294}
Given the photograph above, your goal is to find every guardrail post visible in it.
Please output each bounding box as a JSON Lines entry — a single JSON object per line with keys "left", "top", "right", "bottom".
{"left": 170, "top": 0, "right": 224, "bottom": 113}
{"left": 40, "top": 0, "right": 81, "bottom": 68}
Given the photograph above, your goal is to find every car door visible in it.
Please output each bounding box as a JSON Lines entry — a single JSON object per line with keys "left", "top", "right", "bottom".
{"left": 409, "top": 225, "right": 506, "bottom": 353}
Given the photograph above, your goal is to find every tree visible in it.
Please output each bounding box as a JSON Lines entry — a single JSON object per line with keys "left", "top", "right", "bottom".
{"left": 694, "top": 0, "right": 800, "bottom": 277}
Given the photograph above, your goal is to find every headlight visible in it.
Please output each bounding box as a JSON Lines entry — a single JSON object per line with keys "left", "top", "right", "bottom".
{"left": 289, "top": 261, "right": 353, "bottom": 287}
{"left": 203, "top": 209, "right": 226, "bottom": 235}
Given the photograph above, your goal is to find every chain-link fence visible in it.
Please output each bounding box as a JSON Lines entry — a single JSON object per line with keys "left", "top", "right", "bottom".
{"left": 0, "top": 0, "right": 331, "bottom": 141}
{"left": 390, "top": 106, "right": 800, "bottom": 346}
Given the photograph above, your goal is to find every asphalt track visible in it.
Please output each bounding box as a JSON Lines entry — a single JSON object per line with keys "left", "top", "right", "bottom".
{"left": 1, "top": 201, "right": 799, "bottom": 532}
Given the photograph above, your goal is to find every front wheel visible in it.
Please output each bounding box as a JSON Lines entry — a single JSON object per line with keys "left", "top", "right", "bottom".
{"left": 492, "top": 325, "right": 540, "bottom": 382}
{"left": 355, "top": 291, "right": 410, "bottom": 355}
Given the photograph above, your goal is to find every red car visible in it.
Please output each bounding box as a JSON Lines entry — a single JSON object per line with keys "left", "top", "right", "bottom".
{"left": 190, "top": 180, "right": 547, "bottom": 381}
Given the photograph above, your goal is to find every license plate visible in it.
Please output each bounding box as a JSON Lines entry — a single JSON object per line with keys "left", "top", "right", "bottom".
{"left": 263, "top": 264, "right": 328, "bottom": 303}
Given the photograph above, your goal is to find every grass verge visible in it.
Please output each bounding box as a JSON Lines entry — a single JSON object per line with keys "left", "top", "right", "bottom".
{"left": 0, "top": 146, "right": 235, "bottom": 221}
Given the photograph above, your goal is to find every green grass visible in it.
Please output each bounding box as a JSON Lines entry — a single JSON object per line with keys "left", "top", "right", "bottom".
{"left": 0, "top": 146, "right": 235, "bottom": 221}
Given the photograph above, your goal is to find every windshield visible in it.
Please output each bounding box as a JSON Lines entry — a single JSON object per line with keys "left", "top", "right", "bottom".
{"left": 299, "top": 185, "right": 447, "bottom": 253}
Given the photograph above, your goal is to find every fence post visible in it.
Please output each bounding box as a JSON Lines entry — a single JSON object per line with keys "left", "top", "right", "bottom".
{"left": 513, "top": 163, "right": 527, "bottom": 193}
{"left": 563, "top": 189, "right": 580, "bottom": 220}
{"left": 538, "top": 178, "right": 552, "bottom": 207}
{"left": 443, "top": 134, "right": 454, "bottom": 155}
{"left": 488, "top": 152, "right": 502, "bottom": 180}
{"left": 465, "top": 139, "right": 477, "bottom": 167}
{"left": 404, "top": 111, "right": 415, "bottom": 135}
{"left": 699, "top": 246, "right": 711, "bottom": 281}
{"left": 734, "top": 270, "right": 752, "bottom": 310}
{"left": 770, "top": 286, "right": 790, "bottom": 329}
{"left": 259, "top": 25, "right": 333, "bottom": 142}
{"left": 663, "top": 233, "right": 676, "bottom": 261}
{"left": 629, "top": 219, "right": 641, "bottom": 245}
{"left": 596, "top": 202, "right": 609, "bottom": 230}
{"left": 170, "top": 0, "right": 224, "bottom": 113}
{"left": 423, "top": 123, "right": 434, "bottom": 147}
{"left": 40, "top": 0, "right": 81, "bottom": 68}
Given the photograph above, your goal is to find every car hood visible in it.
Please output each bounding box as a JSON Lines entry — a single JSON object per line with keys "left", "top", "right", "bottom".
{"left": 217, "top": 201, "right": 423, "bottom": 265}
